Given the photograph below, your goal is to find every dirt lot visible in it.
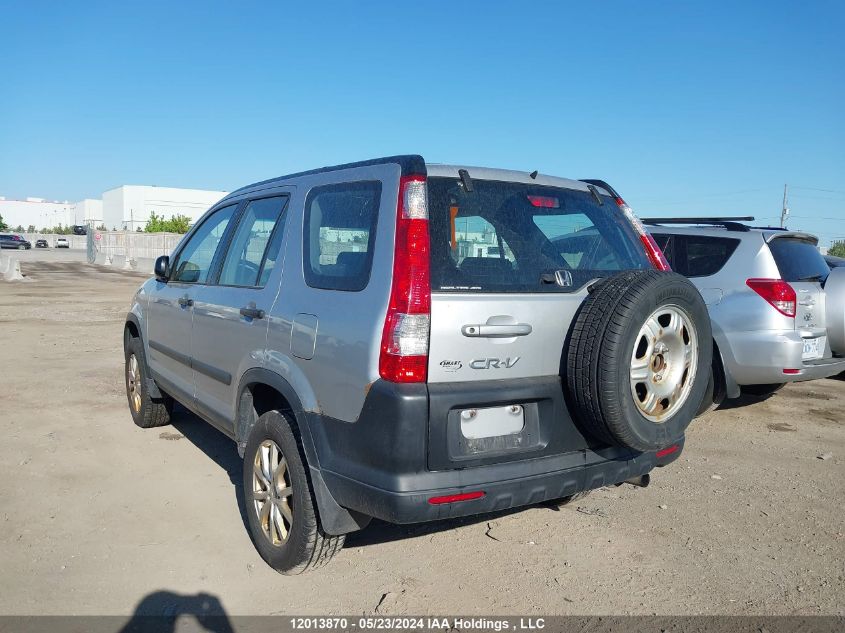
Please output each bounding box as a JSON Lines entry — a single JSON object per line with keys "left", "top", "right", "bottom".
{"left": 1, "top": 253, "right": 843, "bottom": 616}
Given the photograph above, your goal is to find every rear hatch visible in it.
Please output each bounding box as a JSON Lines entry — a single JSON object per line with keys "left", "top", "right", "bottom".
{"left": 767, "top": 233, "right": 830, "bottom": 360}
{"left": 426, "top": 173, "right": 651, "bottom": 384}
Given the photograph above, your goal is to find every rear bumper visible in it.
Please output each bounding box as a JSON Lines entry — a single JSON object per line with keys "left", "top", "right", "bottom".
{"left": 722, "top": 329, "right": 845, "bottom": 385}
{"left": 309, "top": 379, "right": 683, "bottom": 525}
{"left": 322, "top": 441, "right": 682, "bottom": 524}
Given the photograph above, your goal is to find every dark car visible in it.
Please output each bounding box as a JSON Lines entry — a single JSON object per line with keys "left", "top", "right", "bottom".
{"left": 35, "top": 239, "right": 49, "bottom": 248}
{"left": 824, "top": 254, "right": 845, "bottom": 269}
{"left": 0, "top": 234, "right": 32, "bottom": 250}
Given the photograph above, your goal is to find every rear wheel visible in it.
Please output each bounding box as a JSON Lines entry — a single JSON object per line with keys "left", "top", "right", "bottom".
{"left": 566, "top": 271, "right": 712, "bottom": 452}
{"left": 125, "top": 336, "right": 173, "bottom": 428}
{"left": 243, "top": 410, "right": 344, "bottom": 574}
{"left": 741, "top": 383, "right": 785, "bottom": 398}
{"left": 18, "top": 244, "right": 24, "bottom": 250}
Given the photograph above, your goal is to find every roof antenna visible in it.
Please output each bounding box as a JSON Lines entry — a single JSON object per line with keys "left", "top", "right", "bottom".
{"left": 458, "top": 168, "right": 474, "bottom": 192}
{"left": 529, "top": 170, "right": 538, "bottom": 179}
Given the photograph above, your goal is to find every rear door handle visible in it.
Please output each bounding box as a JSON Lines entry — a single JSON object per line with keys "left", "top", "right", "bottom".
{"left": 462, "top": 324, "right": 532, "bottom": 338}
{"left": 178, "top": 296, "right": 193, "bottom": 307}
{"left": 240, "top": 307, "right": 265, "bottom": 320}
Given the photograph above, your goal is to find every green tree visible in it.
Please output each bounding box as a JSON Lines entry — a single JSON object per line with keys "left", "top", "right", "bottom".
{"left": 27, "top": 224, "right": 35, "bottom": 233}
{"left": 144, "top": 211, "right": 191, "bottom": 234}
{"left": 0, "top": 214, "right": 7, "bottom": 231}
{"left": 829, "top": 242, "right": 845, "bottom": 258}
{"left": 14, "top": 225, "right": 24, "bottom": 232}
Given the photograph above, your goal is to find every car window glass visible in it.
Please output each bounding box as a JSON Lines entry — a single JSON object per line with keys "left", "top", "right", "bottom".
{"left": 683, "top": 236, "right": 740, "bottom": 277}
{"left": 171, "top": 204, "right": 237, "bottom": 283}
{"left": 768, "top": 237, "right": 830, "bottom": 282}
{"left": 428, "top": 177, "right": 649, "bottom": 293}
{"left": 303, "top": 181, "right": 381, "bottom": 291}
{"left": 219, "top": 197, "right": 288, "bottom": 287}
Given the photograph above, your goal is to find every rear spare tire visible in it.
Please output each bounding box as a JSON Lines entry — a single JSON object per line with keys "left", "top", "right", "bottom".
{"left": 566, "top": 270, "right": 712, "bottom": 452}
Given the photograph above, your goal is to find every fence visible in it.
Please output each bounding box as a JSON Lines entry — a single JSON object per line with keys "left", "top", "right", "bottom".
{"left": 88, "top": 231, "right": 184, "bottom": 272}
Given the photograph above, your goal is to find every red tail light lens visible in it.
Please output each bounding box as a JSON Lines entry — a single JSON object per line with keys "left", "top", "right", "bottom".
{"left": 379, "top": 175, "right": 431, "bottom": 383}
{"left": 746, "top": 278, "right": 796, "bottom": 318}
{"left": 527, "top": 195, "right": 560, "bottom": 208}
{"left": 613, "top": 197, "right": 671, "bottom": 271}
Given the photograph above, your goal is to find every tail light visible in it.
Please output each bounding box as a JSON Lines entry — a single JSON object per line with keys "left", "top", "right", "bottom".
{"left": 614, "top": 197, "right": 671, "bottom": 271}
{"left": 379, "top": 175, "right": 431, "bottom": 383}
{"left": 746, "top": 278, "right": 796, "bottom": 317}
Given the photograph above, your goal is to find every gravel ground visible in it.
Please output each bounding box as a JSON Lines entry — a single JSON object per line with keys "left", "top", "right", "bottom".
{"left": 0, "top": 255, "right": 843, "bottom": 616}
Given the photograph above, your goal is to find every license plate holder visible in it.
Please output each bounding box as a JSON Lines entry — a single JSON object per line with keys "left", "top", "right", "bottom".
{"left": 460, "top": 404, "right": 525, "bottom": 439}
{"left": 802, "top": 336, "right": 825, "bottom": 360}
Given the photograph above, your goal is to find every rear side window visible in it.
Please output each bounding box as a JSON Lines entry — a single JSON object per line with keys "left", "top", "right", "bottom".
{"left": 427, "top": 177, "right": 649, "bottom": 293}
{"left": 651, "top": 233, "right": 739, "bottom": 278}
{"left": 303, "top": 181, "right": 381, "bottom": 291}
{"left": 768, "top": 237, "right": 829, "bottom": 282}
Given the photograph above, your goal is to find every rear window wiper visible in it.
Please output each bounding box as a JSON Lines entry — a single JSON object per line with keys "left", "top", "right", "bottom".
{"left": 797, "top": 273, "right": 824, "bottom": 282}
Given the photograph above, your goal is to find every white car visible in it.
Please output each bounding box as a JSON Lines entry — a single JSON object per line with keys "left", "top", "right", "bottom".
{"left": 55, "top": 237, "right": 69, "bottom": 248}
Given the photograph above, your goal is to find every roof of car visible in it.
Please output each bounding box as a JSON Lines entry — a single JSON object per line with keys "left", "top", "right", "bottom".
{"left": 222, "top": 155, "right": 609, "bottom": 203}
{"left": 644, "top": 221, "right": 818, "bottom": 245}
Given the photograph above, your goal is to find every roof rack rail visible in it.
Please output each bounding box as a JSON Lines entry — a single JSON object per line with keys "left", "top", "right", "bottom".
{"left": 640, "top": 216, "right": 755, "bottom": 233}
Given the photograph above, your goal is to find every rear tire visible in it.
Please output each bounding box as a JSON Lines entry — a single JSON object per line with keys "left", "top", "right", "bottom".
{"left": 242, "top": 410, "right": 344, "bottom": 574}
{"left": 125, "top": 336, "right": 173, "bottom": 428}
{"left": 741, "top": 383, "right": 785, "bottom": 398}
{"left": 565, "top": 270, "right": 712, "bottom": 452}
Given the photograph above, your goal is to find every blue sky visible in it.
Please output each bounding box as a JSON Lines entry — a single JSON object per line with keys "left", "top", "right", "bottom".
{"left": 1, "top": 1, "right": 843, "bottom": 243}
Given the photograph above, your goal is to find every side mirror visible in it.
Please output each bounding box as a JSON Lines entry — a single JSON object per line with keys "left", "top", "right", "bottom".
{"left": 154, "top": 255, "right": 170, "bottom": 281}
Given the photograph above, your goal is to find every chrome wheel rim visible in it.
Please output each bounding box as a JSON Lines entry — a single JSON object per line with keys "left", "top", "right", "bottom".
{"left": 252, "top": 440, "right": 294, "bottom": 546}
{"left": 629, "top": 305, "right": 697, "bottom": 423}
{"left": 127, "top": 354, "right": 142, "bottom": 413}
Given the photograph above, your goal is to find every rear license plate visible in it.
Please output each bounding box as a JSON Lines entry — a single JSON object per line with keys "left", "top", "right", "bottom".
{"left": 802, "top": 336, "right": 824, "bottom": 360}
{"left": 460, "top": 404, "right": 525, "bottom": 439}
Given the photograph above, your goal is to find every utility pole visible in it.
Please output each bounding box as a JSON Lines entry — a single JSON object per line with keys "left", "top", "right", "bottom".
{"left": 780, "top": 184, "right": 790, "bottom": 228}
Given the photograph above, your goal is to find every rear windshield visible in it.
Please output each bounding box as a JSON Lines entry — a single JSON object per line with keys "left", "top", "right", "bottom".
{"left": 768, "top": 237, "right": 829, "bottom": 282}
{"left": 427, "top": 177, "right": 649, "bottom": 293}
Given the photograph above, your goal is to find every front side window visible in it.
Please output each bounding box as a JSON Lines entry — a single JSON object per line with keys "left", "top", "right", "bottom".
{"left": 171, "top": 204, "right": 237, "bottom": 283}
{"left": 219, "top": 196, "right": 288, "bottom": 287}
{"left": 303, "top": 181, "right": 381, "bottom": 291}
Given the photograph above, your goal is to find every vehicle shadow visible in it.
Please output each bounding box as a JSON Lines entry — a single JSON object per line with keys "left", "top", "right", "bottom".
{"left": 170, "top": 406, "right": 250, "bottom": 535}
{"left": 714, "top": 392, "right": 777, "bottom": 411}
{"left": 167, "top": 405, "right": 579, "bottom": 550}
{"left": 118, "top": 590, "right": 234, "bottom": 633}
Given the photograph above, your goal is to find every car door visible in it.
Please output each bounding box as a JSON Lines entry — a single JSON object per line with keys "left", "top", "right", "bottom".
{"left": 767, "top": 234, "right": 830, "bottom": 360}
{"left": 190, "top": 193, "right": 291, "bottom": 430}
{"left": 145, "top": 202, "right": 239, "bottom": 406}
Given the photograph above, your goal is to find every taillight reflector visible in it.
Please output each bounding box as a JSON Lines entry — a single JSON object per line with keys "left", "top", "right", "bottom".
{"left": 783, "top": 368, "right": 801, "bottom": 375}
{"left": 656, "top": 444, "right": 679, "bottom": 458}
{"left": 428, "top": 491, "right": 485, "bottom": 505}
{"left": 614, "top": 197, "right": 671, "bottom": 271}
{"left": 746, "top": 278, "right": 796, "bottom": 318}
{"left": 379, "top": 175, "right": 431, "bottom": 383}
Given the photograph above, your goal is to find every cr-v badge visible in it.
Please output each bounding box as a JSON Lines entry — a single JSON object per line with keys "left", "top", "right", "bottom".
{"left": 470, "top": 357, "right": 520, "bottom": 369}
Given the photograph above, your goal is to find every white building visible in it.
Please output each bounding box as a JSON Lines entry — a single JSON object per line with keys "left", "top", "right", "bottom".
{"left": 102, "top": 185, "right": 229, "bottom": 231}
{"left": 0, "top": 197, "right": 76, "bottom": 230}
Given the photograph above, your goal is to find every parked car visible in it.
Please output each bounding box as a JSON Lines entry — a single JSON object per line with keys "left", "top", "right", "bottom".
{"left": 824, "top": 254, "right": 845, "bottom": 269}
{"left": 35, "top": 239, "right": 49, "bottom": 248}
{"left": 55, "top": 237, "right": 69, "bottom": 248}
{"left": 645, "top": 217, "right": 845, "bottom": 407}
{"left": 125, "top": 156, "right": 712, "bottom": 573}
{"left": 0, "top": 234, "right": 31, "bottom": 249}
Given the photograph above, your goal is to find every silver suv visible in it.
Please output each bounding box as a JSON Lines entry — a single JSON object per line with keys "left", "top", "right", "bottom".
{"left": 124, "top": 156, "right": 712, "bottom": 573}
{"left": 646, "top": 218, "right": 845, "bottom": 405}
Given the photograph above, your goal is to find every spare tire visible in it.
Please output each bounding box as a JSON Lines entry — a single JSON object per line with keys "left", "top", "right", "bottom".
{"left": 565, "top": 270, "right": 712, "bottom": 452}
